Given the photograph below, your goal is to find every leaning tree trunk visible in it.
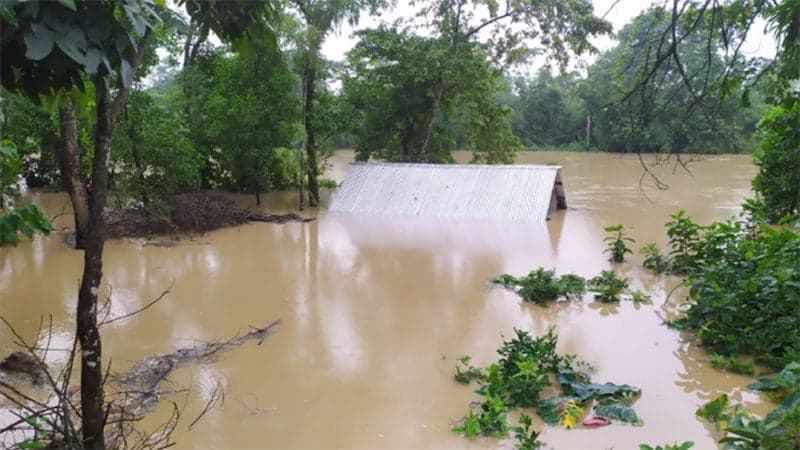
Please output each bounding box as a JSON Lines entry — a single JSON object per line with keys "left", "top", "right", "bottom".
{"left": 58, "top": 101, "right": 90, "bottom": 249}
{"left": 77, "top": 76, "right": 113, "bottom": 450}
{"left": 303, "top": 65, "right": 320, "bottom": 207}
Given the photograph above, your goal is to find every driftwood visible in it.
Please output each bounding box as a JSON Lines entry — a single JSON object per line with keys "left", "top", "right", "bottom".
{"left": 111, "top": 319, "right": 281, "bottom": 414}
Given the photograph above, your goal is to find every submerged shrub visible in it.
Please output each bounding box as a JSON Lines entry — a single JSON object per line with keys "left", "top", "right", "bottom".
{"left": 452, "top": 328, "right": 642, "bottom": 445}
{"left": 588, "top": 270, "right": 629, "bottom": 303}
{"left": 640, "top": 243, "right": 670, "bottom": 273}
{"left": 492, "top": 269, "right": 586, "bottom": 304}
{"left": 643, "top": 209, "right": 800, "bottom": 369}
{"left": 681, "top": 224, "right": 800, "bottom": 369}
{"left": 603, "top": 224, "right": 635, "bottom": 262}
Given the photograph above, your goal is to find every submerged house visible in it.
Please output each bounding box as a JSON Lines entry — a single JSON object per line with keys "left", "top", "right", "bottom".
{"left": 329, "top": 162, "right": 567, "bottom": 221}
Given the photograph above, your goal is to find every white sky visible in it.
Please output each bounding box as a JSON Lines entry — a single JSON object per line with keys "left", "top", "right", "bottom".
{"left": 321, "top": 0, "right": 777, "bottom": 73}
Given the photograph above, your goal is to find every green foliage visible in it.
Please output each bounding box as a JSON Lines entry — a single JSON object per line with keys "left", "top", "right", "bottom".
{"left": 709, "top": 354, "right": 755, "bottom": 375}
{"left": 697, "top": 366, "right": 800, "bottom": 450}
{"left": 512, "top": 413, "right": 543, "bottom": 450}
{"left": 681, "top": 222, "right": 800, "bottom": 369}
{"left": 1, "top": 0, "right": 158, "bottom": 97}
{"left": 575, "top": 7, "right": 763, "bottom": 154}
{"left": 182, "top": 48, "right": 300, "bottom": 196}
{"left": 640, "top": 243, "right": 670, "bottom": 273}
{"left": 453, "top": 328, "right": 642, "bottom": 444}
{"left": 0, "top": 141, "right": 51, "bottom": 246}
{"left": 645, "top": 210, "right": 799, "bottom": 369}
{"left": 588, "top": 270, "right": 630, "bottom": 303}
{"left": 453, "top": 355, "right": 482, "bottom": 384}
{"left": 491, "top": 269, "right": 586, "bottom": 304}
{"left": 111, "top": 91, "right": 202, "bottom": 202}
{"left": 639, "top": 442, "right": 694, "bottom": 450}
{"left": 0, "top": 90, "right": 61, "bottom": 187}
{"left": 452, "top": 393, "right": 509, "bottom": 439}
{"left": 748, "top": 362, "right": 800, "bottom": 402}
{"left": 629, "top": 290, "right": 651, "bottom": 304}
{"left": 665, "top": 210, "right": 703, "bottom": 274}
{"left": 603, "top": 224, "right": 635, "bottom": 262}
{"left": 345, "top": 26, "right": 518, "bottom": 164}
{"left": 752, "top": 103, "right": 800, "bottom": 222}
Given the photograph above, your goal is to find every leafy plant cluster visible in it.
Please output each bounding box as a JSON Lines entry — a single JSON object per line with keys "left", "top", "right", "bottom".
{"left": 639, "top": 443, "right": 694, "bottom": 450}
{"left": 0, "top": 141, "right": 51, "bottom": 246}
{"left": 603, "top": 224, "right": 636, "bottom": 262}
{"left": 643, "top": 210, "right": 800, "bottom": 369}
{"left": 697, "top": 362, "right": 800, "bottom": 449}
{"left": 492, "top": 268, "right": 637, "bottom": 305}
{"left": 452, "top": 328, "right": 643, "bottom": 448}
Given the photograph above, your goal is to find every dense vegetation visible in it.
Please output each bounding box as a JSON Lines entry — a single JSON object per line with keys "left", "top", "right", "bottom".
{"left": 452, "top": 328, "right": 643, "bottom": 448}
{"left": 639, "top": 210, "right": 800, "bottom": 371}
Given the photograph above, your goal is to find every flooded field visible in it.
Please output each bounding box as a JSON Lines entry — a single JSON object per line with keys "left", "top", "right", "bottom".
{"left": 1, "top": 151, "right": 769, "bottom": 449}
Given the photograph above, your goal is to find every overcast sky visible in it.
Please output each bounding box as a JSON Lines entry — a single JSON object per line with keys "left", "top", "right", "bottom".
{"left": 320, "top": 0, "right": 777, "bottom": 73}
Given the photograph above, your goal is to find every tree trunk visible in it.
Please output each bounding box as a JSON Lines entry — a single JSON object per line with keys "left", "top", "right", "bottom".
{"left": 298, "top": 147, "right": 305, "bottom": 211}
{"left": 418, "top": 77, "right": 444, "bottom": 162}
{"left": 303, "top": 65, "right": 320, "bottom": 207}
{"left": 57, "top": 101, "right": 90, "bottom": 249}
{"left": 77, "top": 76, "right": 113, "bottom": 450}
{"left": 586, "top": 112, "right": 592, "bottom": 148}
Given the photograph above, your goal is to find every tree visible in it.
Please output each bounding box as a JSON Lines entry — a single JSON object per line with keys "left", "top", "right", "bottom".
{"left": 2, "top": 2, "right": 159, "bottom": 446}
{"left": 110, "top": 91, "right": 202, "bottom": 205}
{"left": 577, "top": 7, "right": 762, "bottom": 154}
{"left": 619, "top": 0, "right": 798, "bottom": 219}
{"left": 345, "top": 26, "right": 520, "bottom": 163}
{"left": 2, "top": 0, "right": 281, "bottom": 447}
{"left": 345, "top": 0, "right": 610, "bottom": 163}
{"left": 202, "top": 49, "right": 299, "bottom": 204}
{"left": 291, "top": 0, "right": 385, "bottom": 207}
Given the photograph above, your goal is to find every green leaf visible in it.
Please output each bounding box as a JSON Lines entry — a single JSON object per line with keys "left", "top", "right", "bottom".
{"left": 594, "top": 401, "right": 642, "bottom": 424}
{"left": 23, "top": 27, "right": 54, "bottom": 60}
{"left": 57, "top": 0, "right": 77, "bottom": 11}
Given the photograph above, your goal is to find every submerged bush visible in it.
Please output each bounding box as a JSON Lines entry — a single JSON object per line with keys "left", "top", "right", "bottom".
{"left": 603, "top": 224, "right": 635, "bottom": 262}
{"left": 588, "top": 270, "right": 630, "bottom": 303}
{"left": 452, "top": 328, "right": 642, "bottom": 447}
{"left": 644, "top": 210, "right": 800, "bottom": 370}
{"left": 491, "top": 269, "right": 586, "bottom": 304}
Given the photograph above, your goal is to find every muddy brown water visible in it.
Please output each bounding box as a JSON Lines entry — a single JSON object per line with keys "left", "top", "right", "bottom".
{"left": 1, "top": 151, "right": 771, "bottom": 449}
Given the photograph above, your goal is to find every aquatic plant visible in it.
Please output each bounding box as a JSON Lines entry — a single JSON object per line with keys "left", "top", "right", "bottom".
{"left": 697, "top": 363, "right": 800, "bottom": 449}
{"left": 588, "top": 270, "right": 629, "bottom": 303}
{"left": 603, "top": 224, "right": 635, "bottom": 262}
{"left": 452, "top": 328, "right": 643, "bottom": 444}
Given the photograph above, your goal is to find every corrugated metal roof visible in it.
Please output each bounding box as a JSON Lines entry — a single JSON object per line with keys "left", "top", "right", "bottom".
{"left": 329, "top": 162, "right": 566, "bottom": 221}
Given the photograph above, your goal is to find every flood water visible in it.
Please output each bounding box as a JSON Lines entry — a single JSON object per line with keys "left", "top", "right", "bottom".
{"left": 1, "top": 151, "right": 770, "bottom": 449}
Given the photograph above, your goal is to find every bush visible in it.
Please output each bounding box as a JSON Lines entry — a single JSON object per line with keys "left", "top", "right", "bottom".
{"left": 752, "top": 103, "right": 800, "bottom": 222}
{"left": 681, "top": 222, "right": 800, "bottom": 369}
